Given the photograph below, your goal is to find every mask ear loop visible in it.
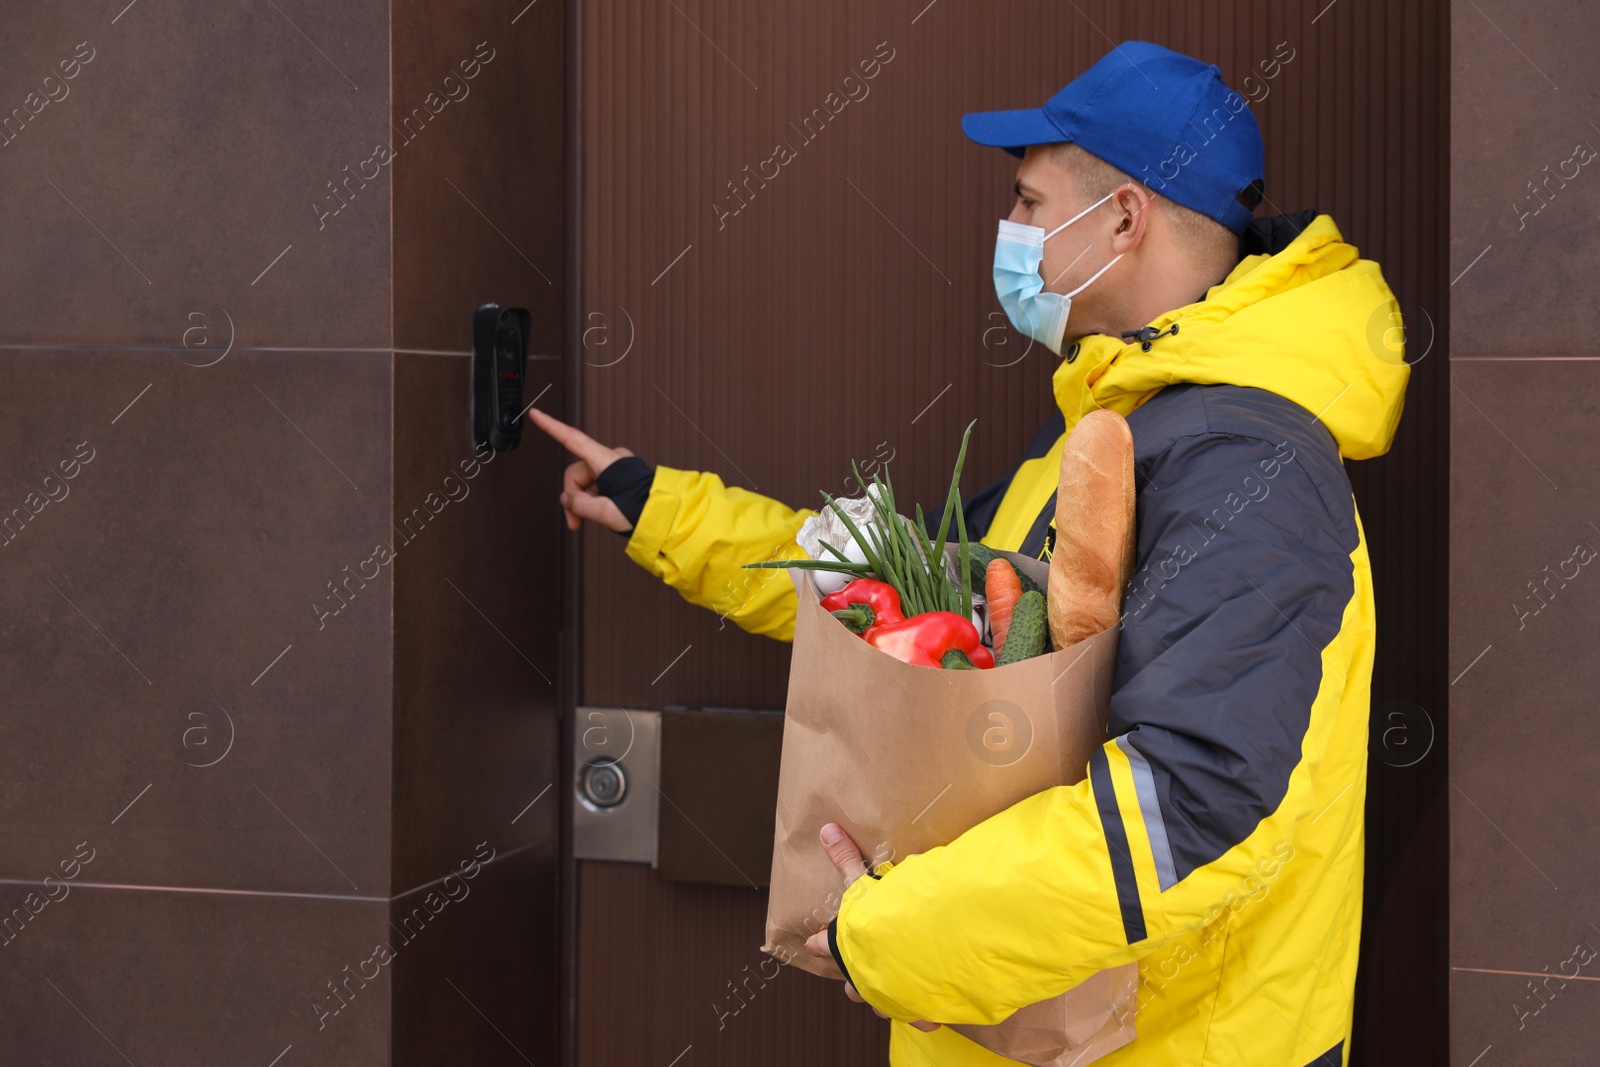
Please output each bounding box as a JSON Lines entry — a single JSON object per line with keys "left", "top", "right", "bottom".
{"left": 1043, "top": 189, "right": 1126, "bottom": 293}
{"left": 1043, "top": 189, "right": 1119, "bottom": 241}
{"left": 1064, "top": 251, "right": 1125, "bottom": 299}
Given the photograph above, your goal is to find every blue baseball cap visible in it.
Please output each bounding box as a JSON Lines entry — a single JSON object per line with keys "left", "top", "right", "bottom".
{"left": 961, "top": 41, "right": 1265, "bottom": 236}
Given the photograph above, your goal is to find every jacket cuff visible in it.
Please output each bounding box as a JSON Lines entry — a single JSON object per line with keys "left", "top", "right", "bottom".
{"left": 595, "top": 455, "right": 655, "bottom": 534}
{"left": 827, "top": 864, "right": 887, "bottom": 996}
{"left": 826, "top": 916, "right": 857, "bottom": 990}
{"left": 622, "top": 465, "right": 688, "bottom": 576}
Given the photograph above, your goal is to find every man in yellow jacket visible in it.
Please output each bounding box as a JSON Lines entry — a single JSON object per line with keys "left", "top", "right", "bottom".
{"left": 533, "top": 40, "right": 1408, "bottom": 1067}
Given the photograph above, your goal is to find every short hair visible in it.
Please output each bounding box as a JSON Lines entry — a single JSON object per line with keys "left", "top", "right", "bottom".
{"left": 1048, "top": 142, "right": 1239, "bottom": 268}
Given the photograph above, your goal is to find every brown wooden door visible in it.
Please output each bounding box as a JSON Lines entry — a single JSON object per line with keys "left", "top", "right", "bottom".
{"left": 563, "top": 2, "right": 1448, "bottom": 1063}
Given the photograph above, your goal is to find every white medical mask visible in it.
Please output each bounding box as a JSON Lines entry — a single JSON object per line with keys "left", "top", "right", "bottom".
{"left": 993, "top": 190, "right": 1124, "bottom": 355}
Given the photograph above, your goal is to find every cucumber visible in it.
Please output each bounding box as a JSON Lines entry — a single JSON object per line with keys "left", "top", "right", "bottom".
{"left": 995, "top": 589, "right": 1047, "bottom": 665}
{"left": 965, "top": 543, "right": 1041, "bottom": 597}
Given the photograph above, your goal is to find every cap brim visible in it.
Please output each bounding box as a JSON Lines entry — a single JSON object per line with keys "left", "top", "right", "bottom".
{"left": 960, "top": 108, "right": 1067, "bottom": 158}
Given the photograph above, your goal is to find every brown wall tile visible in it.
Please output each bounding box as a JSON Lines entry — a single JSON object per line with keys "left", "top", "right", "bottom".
{"left": 391, "top": 0, "right": 565, "bottom": 355}
{"left": 1450, "top": 0, "right": 1600, "bottom": 355}
{"left": 390, "top": 353, "right": 564, "bottom": 894}
{"left": 1449, "top": 969, "right": 1600, "bottom": 1066}
{"left": 390, "top": 838, "right": 559, "bottom": 1067}
{"left": 0, "top": 0, "right": 392, "bottom": 348}
{"left": 1450, "top": 361, "right": 1600, "bottom": 969}
{"left": 0, "top": 884, "right": 391, "bottom": 1066}
{"left": 0, "top": 348, "right": 393, "bottom": 894}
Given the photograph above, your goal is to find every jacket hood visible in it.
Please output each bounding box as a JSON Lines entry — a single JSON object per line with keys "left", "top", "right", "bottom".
{"left": 1051, "top": 211, "right": 1410, "bottom": 461}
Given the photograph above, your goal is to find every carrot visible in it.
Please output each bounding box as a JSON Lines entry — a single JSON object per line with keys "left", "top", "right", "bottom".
{"left": 985, "top": 557, "right": 1024, "bottom": 652}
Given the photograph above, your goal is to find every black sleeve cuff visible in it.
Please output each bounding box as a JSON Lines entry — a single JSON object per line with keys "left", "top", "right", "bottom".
{"left": 826, "top": 916, "right": 857, "bottom": 990}
{"left": 594, "top": 455, "right": 654, "bottom": 535}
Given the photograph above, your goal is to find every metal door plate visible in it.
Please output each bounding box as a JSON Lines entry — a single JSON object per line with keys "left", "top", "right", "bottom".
{"left": 572, "top": 707, "right": 659, "bottom": 864}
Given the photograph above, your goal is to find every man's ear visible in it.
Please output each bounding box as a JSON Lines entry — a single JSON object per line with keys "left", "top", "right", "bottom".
{"left": 1112, "top": 184, "right": 1153, "bottom": 245}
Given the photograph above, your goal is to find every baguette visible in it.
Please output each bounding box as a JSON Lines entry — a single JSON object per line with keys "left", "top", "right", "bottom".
{"left": 1048, "top": 410, "right": 1137, "bottom": 650}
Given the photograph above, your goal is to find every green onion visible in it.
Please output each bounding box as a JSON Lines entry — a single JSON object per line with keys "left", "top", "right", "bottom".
{"left": 742, "top": 423, "right": 981, "bottom": 619}
{"left": 742, "top": 558, "right": 874, "bottom": 573}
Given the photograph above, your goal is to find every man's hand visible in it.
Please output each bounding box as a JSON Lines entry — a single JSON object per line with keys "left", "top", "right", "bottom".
{"left": 803, "top": 822, "right": 941, "bottom": 1033}
{"left": 525, "top": 408, "right": 636, "bottom": 533}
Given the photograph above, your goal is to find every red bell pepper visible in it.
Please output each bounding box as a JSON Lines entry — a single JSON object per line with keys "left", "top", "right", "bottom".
{"left": 865, "top": 612, "right": 995, "bottom": 670}
{"left": 821, "top": 578, "right": 905, "bottom": 634}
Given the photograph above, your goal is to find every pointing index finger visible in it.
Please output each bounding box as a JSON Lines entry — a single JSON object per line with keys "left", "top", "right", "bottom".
{"left": 526, "top": 407, "right": 614, "bottom": 470}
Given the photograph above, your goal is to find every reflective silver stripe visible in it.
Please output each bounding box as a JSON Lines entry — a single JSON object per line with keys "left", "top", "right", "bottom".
{"left": 1116, "top": 734, "right": 1178, "bottom": 891}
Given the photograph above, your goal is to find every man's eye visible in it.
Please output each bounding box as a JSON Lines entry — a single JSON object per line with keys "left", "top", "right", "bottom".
{"left": 1021, "top": 198, "right": 1036, "bottom": 209}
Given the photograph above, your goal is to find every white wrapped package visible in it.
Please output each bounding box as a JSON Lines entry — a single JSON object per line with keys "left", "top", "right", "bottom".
{"left": 792, "top": 486, "right": 991, "bottom": 645}
{"left": 793, "top": 485, "right": 890, "bottom": 595}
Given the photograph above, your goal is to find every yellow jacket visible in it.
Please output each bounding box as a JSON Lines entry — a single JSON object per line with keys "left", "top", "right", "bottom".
{"left": 620, "top": 212, "right": 1408, "bottom": 1066}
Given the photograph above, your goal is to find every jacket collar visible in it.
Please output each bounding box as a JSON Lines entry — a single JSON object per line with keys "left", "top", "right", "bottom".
{"left": 1050, "top": 211, "right": 1410, "bottom": 461}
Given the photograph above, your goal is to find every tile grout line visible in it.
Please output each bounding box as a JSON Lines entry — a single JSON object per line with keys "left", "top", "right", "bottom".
{"left": 1452, "top": 965, "right": 1600, "bottom": 982}
{"left": 0, "top": 833, "right": 556, "bottom": 904}
{"left": 390, "top": 836, "right": 552, "bottom": 903}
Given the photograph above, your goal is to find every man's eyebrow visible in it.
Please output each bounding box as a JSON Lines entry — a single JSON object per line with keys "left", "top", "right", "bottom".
{"left": 1015, "top": 179, "right": 1045, "bottom": 198}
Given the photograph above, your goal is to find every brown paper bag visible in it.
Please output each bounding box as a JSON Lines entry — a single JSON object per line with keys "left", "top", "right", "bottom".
{"left": 761, "top": 546, "right": 1138, "bottom": 1066}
